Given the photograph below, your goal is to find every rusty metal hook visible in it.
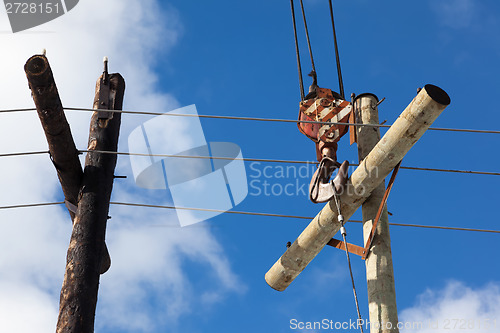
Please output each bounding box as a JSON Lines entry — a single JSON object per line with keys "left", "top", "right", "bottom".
{"left": 309, "top": 158, "right": 349, "bottom": 203}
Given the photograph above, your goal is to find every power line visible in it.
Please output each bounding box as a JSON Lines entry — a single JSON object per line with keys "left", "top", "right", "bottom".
{"left": 85, "top": 150, "right": 500, "bottom": 176}
{"left": 64, "top": 108, "right": 500, "bottom": 135}
{"left": 1, "top": 201, "right": 499, "bottom": 234}
{"left": 427, "top": 127, "right": 500, "bottom": 135}
{"left": 1, "top": 106, "right": 500, "bottom": 135}
{"left": 379, "top": 222, "right": 500, "bottom": 234}
{"left": 67, "top": 107, "right": 388, "bottom": 128}
{"left": 397, "top": 165, "right": 500, "bottom": 176}
{"left": 1, "top": 149, "right": 499, "bottom": 177}
{"left": 70, "top": 107, "right": 500, "bottom": 134}
{"left": 0, "top": 202, "right": 64, "bottom": 210}
{"left": 0, "top": 150, "right": 49, "bottom": 158}
{"left": 0, "top": 107, "right": 37, "bottom": 113}
{"left": 110, "top": 201, "right": 311, "bottom": 219}
{"left": 3, "top": 105, "right": 391, "bottom": 128}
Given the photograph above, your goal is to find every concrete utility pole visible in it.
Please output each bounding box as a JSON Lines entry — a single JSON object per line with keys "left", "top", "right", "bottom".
{"left": 265, "top": 84, "right": 450, "bottom": 292}
{"left": 56, "top": 70, "right": 125, "bottom": 333}
{"left": 354, "top": 93, "right": 398, "bottom": 332}
{"left": 24, "top": 54, "right": 111, "bottom": 274}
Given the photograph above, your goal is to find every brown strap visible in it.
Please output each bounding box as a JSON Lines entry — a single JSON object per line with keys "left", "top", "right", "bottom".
{"left": 349, "top": 110, "right": 357, "bottom": 145}
{"left": 326, "top": 160, "right": 402, "bottom": 260}
{"left": 327, "top": 238, "right": 366, "bottom": 257}
{"left": 362, "top": 160, "right": 402, "bottom": 259}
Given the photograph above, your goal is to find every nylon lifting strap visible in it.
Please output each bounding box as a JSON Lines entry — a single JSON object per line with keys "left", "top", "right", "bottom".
{"left": 327, "top": 160, "right": 402, "bottom": 260}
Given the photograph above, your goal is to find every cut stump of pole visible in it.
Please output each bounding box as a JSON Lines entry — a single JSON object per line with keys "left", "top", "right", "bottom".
{"left": 56, "top": 72, "right": 125, "bottom": 333}
{"left": 24, "top": 54, "right": 112, "bottom": 274}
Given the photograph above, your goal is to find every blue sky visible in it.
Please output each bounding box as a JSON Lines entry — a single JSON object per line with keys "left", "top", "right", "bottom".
{"left": 0, "top": 0, "right": 499, "bottom": 332}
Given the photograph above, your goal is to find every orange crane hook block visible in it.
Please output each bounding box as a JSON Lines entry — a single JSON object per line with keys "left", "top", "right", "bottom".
{"left": 297, "top": 85, "right": 354, "bottom": 203}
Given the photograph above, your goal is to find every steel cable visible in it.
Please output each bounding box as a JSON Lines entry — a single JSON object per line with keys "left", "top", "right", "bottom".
{"left": 0, "top": 149, "right": 499, "bottom": 177}
{"left": 0, "top": 106, "right": 499, "bottom": 135}
{"left": 332, "top": 193, "right": 364, "bottom": 333}
{"left": 289, "top": 0, "right": 305, "bottom": 100}
{"left": 328, "top": 0, "right": 345, "bottom": 99}
{"left": 298, "top": 0, "right": 316, "bottom": 73}
{"left": 1, "top": 201, "right": 499, "bottom": 234}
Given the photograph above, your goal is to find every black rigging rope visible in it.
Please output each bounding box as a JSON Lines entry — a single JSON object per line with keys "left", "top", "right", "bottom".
{"left": 328, "top": 0, "right": 345, "bottom": 99}
{"left": 289, "top": 0, "right": 305, "bottom": 100}
{"left": 298, "top": 0, "right": 316, "bottom": 73}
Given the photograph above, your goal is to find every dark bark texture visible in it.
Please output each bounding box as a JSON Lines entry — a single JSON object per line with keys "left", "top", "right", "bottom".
{"left": 24, "top": 55, "right": 112, "bottom": 274}
{"left": 56, "top": 73, "right": 125, "bottom": 333}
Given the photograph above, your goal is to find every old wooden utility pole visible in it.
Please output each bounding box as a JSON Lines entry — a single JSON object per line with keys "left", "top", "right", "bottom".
{"left": 354, "top": 93, "right": 399, "bottom": 332}
{"left": 24, "top": 54, "right": 111, "bottom": 274}
{"left": 55, "top": 62, "right": 125, "bottom": 333}
{"left": 265, "top": 84, "right": 450, "bottom": 291}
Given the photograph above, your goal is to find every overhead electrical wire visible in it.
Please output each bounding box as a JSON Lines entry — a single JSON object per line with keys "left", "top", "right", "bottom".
{"left": 68, "top": 107, "right": 392, "bottom": 128}
{"left": 65, "top": 108, "right": 500, "bottom": 135}
{"left": 110, "top": 201, "right": 309, "bottom": 219}
{"left": 2, "top": 7, "right": 493, "bottom": 319}
{"left": 426, "top": 127, "right": 500, "bottom": 134}
{"left": 0, "top": 106, "right": 499, "bottom": 135}
{"left": 0, "top": 107, "right": 37, "bottom": 113}
{"left": 0, "top": 202, "right": 65, "bottom": 210}
{"left": 0, "top": 201, "right": 499, "bottom": 235}
{"left": 86, "top": 150, "right": 500, "bottom": 177}
{"left": 0, "top": 150, "right": 49, "bottom": 158}
{"left": 0, "top": 149, "right": 499, "bottom": 177}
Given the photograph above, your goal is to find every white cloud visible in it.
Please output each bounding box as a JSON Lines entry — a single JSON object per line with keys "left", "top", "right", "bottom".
{"left": 0, "top": 280, "right": 59, "bottom": 332}
{"left": 0, "top": 1, "right": 242, "bottom": 332}
{"left": 400, "top": 281, "right": 500, "bottom": 332}
{"left": 98, "top": 207, "right": 243, "bottom": 332}
{"left": 431, "top": 0, "right": 477, "bottom": 29}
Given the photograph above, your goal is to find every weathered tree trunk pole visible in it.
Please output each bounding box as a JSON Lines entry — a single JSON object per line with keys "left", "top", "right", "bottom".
{"left": 265, "top": 84, "right": 450, "bottom": 291}
{"left": 24, "top": 54, "right": 111, "bottom": 274}
{"left": 56, "top": 71, "right": 125, "bottom": 333}
{"left": 354, "top": 93, "right": 398, "bottom": 332}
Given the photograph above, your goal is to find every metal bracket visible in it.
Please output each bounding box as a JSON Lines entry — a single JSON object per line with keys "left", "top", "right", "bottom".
{"left": 349, "top": 93, "right": 357, "bottom": 145}
{"left": 327, "top": 238, "right": 367, "bottom": 257}
{"left": 97, "top": 57, "right": 112, "bottom": 119}
{"left": 326, "top": 160, "right": 402, "bottom": 260}
{"left": 64, "top": 200, "right": 78, "bottom": 214}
